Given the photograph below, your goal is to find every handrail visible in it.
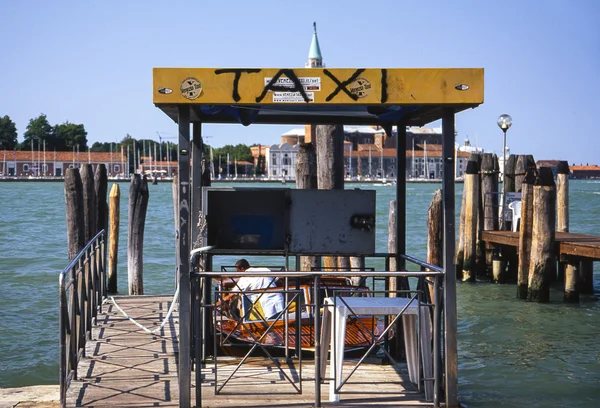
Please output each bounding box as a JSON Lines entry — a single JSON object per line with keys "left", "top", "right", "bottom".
{"left": 193, "top": 251, "right": 445, "bottom": 408}
{"left": 59, "top": 230, "right": 106, "bottom": 408}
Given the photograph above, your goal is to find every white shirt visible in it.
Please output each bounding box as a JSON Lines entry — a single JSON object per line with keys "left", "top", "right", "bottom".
{"left": 233, "top": 267, "right": 284, "bottom": 319}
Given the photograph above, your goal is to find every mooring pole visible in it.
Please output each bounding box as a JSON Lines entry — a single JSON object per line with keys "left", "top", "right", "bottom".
{"left": 442, "top": 108, "right": 458, "bottom": 407}
{"left": 177, "top": 106, "right": 191, "bottom": 408}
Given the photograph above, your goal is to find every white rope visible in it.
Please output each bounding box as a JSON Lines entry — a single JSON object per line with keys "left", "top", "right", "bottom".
{"left": 102, "top": 286, "right": 180, "bottom": 335}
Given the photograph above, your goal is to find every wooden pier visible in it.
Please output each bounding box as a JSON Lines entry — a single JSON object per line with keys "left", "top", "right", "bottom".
{"left": 482, "top": 230, "right": 600, "bottom": 260}
{"left": 66, "top": 295, "right": 432, "bottom": 407}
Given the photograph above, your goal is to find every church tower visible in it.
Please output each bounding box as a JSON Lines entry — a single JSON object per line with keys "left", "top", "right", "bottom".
{"left": 306, "top": 22, "right": 323, "bottom": 68}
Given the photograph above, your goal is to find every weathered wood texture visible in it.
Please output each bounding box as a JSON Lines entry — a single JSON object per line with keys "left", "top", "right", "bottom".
{"left": 80, "top": 164, "right": 97, "bottom": 244}
{"left": 67, "top": 296, "right": 430, "bottom": 408}
{"left": 472, "top": 154, "right": 487, "bottom": 279}
{"left": 480, "top": 153, "right": 498, "bottom": 273}
{"left": 557, "top": 161, "right": 569, "bottom": 233}
{"left": 483, "top": 230, "right": 600, "bottom": 260}
{"left": 65, "top": 168, "right": 85, "bottom": 260}
{"left": 504, "top": 154, "right": 516, "bottom": 194}
{"left": 564, "top": 260, "right": 579, "bottom": 303}
{"left": 517, "top": 168, "right": 536, "bottom": 299}
{"left": 455, "top": 179, "right": 467, "bottom": 277}
{"left": 316, "top": 124, "right": 344, "bottom": 270}
{"left": 426, "top": 189, "right": 442, "bottom": 301}
{"left": 527, "top": 168, "right": 556, "bottom": 302}
{"left": 128, "top": 174, "right": 149, "bottom": 295}
{"left": 514, "top": 154, "right": 535, "bottom": 193}
{"left": 108, "top": 183, "right": 120, "bottom": 294}
{"left": 94, "top": 164, "right": 108, "bottom": 235}
{"left": 556, "top": 161, "right": 569, "bottom": 283}
{"left": 462, "top": 160, "right": 479, "bottom": 281}
{"left": 296, "top": 143, "right": 320, "bottom": 272}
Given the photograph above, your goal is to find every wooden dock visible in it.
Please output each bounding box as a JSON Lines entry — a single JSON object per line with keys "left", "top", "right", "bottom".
{"left": 482, "top": 230, "right": 600, "bottom": 260}
{"left": 66, "top": 295, "right": 432, "bottom": 407}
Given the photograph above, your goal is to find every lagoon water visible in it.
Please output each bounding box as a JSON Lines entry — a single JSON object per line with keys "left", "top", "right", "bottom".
{"left": 0, "top": 180, "right": 599, "bottom": 407}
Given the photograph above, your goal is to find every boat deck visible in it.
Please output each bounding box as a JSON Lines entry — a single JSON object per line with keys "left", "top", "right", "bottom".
{"left": 66, "top": 295, "right": 432, "bottom": 407}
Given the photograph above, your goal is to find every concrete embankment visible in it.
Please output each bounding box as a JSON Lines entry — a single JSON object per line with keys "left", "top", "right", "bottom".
{"left": 0, "top": 385, "right": 59, "bottom": 408}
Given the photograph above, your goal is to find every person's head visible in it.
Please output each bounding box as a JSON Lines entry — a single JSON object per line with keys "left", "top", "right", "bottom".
{"left": 235, "top": 259, "right": 250, "bottom": 272}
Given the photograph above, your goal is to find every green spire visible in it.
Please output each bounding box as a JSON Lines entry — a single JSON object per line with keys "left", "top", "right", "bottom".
{"left": 308, "top": 22, "right": 323, "bottom": 61}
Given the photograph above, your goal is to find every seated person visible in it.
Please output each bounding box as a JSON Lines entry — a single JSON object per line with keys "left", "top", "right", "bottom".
{"left": 219, "top": 259, "right": 284, "bottom": 320}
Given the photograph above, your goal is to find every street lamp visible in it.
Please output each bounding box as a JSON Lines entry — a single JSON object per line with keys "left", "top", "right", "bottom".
{"left": 497, "top": 114, "right": 512, "bottom": 230}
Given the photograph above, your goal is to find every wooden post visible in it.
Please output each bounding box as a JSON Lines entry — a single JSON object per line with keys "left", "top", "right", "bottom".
{"left": 504, "top": 154, "right": 516, "bottom": 195}
{"left": 316, "top": 124, "right": 344, "bottom": 270}
{"left": 94, "top": 164, "right": 108, "bottom": 235}
{"left": 580, "top": 260, "right": 594, "bottom": 294}
{"left": 472, "top": 153, "right": 487, "bottom": 280}
{"left": 462, "top": 160, "right": 479, "bottom": 282}
{"left": 455, "top": 181, "right": 467, "bottom": 277}
{"left": 128, "top": 174, "right": 149, "bottom": 295}
{"left": 296, "top": 142, "right": 320, "bottom": 271}
{"left": 564, "top": 258, "right": 579, "bottom": 303}
{"left": 65, "top": 168, "right": 85, "bottom": 259}
{"left": 517, "top": 167, "right": 536, "bottom": 299}
{"left": 527, "top": 167, "right": 555, "bottom": 302}
{"left": 427, "top": 189, "right": 443, "bottom": 301}
{"left": 557, "top": 161, "right": 569, "bottom": 283}
{"left": 480, "top": 153, "right": 498, "bottom": 275}
{"left": 80, "top": 164, "right": 97, "bottom": 244}
{"left": 108, "top": 184, "right": 120, "bottom": 293}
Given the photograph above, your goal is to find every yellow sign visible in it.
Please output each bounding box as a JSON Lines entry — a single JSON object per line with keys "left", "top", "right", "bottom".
{"left": 153, "top": 68, "right": 484, "bottom": 105}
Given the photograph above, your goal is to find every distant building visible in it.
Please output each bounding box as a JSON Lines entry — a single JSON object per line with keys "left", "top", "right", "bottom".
{"left": 0, "top": 150, "right": 127, "bottom": 178}
{"left": 266, "top": 143, "right": 298, "bottom": 179}
{"left": 570, "top": 164, "right": 600, "bottom": 179}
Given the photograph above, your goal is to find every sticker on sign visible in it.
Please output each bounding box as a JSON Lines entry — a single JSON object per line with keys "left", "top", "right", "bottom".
{"left": 264, "top": 77, "right": 321, "bottom": 91}
{"left": 273, "top": 92, "right": 314, "bottom": 103}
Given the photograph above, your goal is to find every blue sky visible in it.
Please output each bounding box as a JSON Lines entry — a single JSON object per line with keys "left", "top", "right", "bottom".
{"left": 2, "top": 0, "right": 599, "bottom": 164}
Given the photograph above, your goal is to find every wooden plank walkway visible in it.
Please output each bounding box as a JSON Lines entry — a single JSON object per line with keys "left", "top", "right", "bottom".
{"left": 67, "top": 296, "right": 432, "bottom": 407}
{"left": 482, "top": 230, "right": 600, "bottom": 260}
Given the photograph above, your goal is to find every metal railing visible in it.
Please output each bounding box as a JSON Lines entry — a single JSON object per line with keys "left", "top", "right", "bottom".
{"left": 192, "top": 251, "right": 445, "bottom": 408}
{"left": 59, "top": 230, "right": 107, "bottom": 408}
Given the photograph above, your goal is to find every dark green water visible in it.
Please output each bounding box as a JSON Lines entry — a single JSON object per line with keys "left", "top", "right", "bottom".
{"left": 0, "top": 180, "right": 599, "bottom": 407}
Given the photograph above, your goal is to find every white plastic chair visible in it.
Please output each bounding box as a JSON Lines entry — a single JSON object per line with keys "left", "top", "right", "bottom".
{"left": 508, "top": 200, "right": 522, "bottom": 232}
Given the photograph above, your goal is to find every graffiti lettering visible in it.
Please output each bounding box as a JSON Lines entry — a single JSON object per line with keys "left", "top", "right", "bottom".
{"left": 214, "top": 69, "right": 262, "bottom": 102}
{"left": 324, "top": 69, "right": 365, "bottom": 101}
{"left": 381, "top": 69, "right": 388, "bottom": 103}
{"left": 255, "top": 69, "right": 310, "bottom": 103}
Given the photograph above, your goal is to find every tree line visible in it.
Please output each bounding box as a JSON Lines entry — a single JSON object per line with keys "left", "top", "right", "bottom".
{"left": 0, "top": 113, "right": 266, "bottom": 175}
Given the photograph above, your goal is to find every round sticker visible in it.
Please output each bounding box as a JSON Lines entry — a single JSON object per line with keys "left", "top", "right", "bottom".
{"left": 180, "top": 77, "right": 202, "bottom": 100}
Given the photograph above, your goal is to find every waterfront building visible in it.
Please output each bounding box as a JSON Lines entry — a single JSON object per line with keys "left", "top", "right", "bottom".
{"left": 266, "top": 143, "right": 298, "bottom": 179}
{"left": 0, "top": 150, "right": 127, "bottom": 178}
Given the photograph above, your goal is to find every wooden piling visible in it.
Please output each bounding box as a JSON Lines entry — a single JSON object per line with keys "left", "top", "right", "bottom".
{"left": 108, "top": 184, "right": 120, "bottom": 294}
{"left": 517, "top": 167, "right": 536, "bottom": 299}
{"left": 427, "top": 189, "right": 443, "bottom": 301}
{"left": 387, "top": 200, "right": 410, "bottom": 292}
{"left": 504, "top": 154, "right": 516, "bottom": 195}
{"left": 296, "top": 142, "right": 320, "bottom": 271}
{"left": 557, "top": 161, "right": 570, "bottom": 283}
{"left": 128, "top": 174, "right": 149, "bottom": 295}
{"left": 527, "top": 167, "right": 555, "bottom": 302}
{"left": 580, "top": 260, "right": 594, "bottom": 294}
{"left": 80, "top": 164, "right": 97, "bottom": 244}
{"left": 455, "top": 179, "right": 467, "bottom": 277}
{"left": 316, "top": 124, "right": 344, "bottom": 270}
{"left": 65, "top": 168, "right": 85, "bottom": 260}
{"left": 94, "top": 164, "right": 108, "bottom": 235}
{"left": 462, "top": 160, "right": 479, "bottom": 282}
{"left": 564, "top": 259, "right": 579, "bottom": 303}
{"left": 472, "top": 153, "right": 487, "bottom": 279}
{"left": 481, "top": 153, "right": 498, "bottom": 275}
